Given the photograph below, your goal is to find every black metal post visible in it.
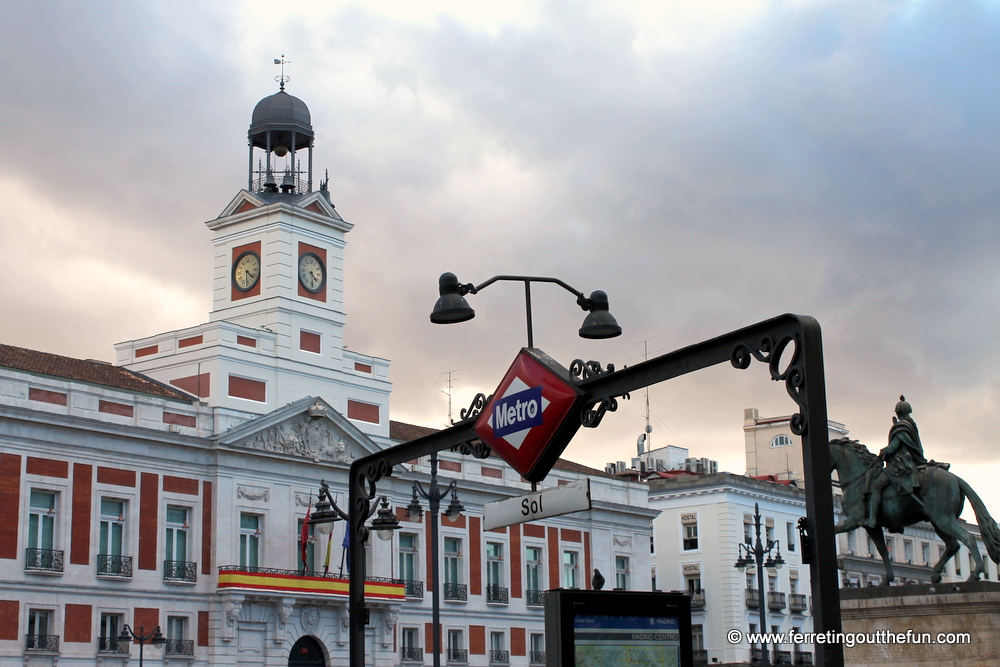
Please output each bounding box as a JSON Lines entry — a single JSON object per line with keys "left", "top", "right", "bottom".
{"left": 119, "top": 624, "right": 163, "bottom": 667}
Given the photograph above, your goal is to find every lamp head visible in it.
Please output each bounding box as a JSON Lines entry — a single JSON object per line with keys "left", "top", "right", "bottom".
{"left": 152, "top": 627, "right": 166, "bottom": 647}
{"left": 444, "top": 486, "right": 464, "bottom": 519}
{"left": 579, "top": 290, "right": 622, "bottom": 339}
{"left": 430, "top": 273, "right": 475, "bottom": 324}
{"left": 371, "top": 497, "right": 401, "bottom": 541}
{"left": 310, "top": 482, "right": 341, "bottom": 535}
{"left": 406, "top": 485, "right": 423, "bottom": 522}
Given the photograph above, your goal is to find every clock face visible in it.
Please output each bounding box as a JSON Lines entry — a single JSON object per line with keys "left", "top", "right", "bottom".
{"left": 298, "top": 253, "right": 326, "bottom": 293}
{"left": 232, "top": 251, "right": 261, "bottom": 292}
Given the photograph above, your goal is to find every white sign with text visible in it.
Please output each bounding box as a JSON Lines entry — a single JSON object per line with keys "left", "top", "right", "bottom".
{"left": 483, "top": 478, "right": 591, "bottom": 531}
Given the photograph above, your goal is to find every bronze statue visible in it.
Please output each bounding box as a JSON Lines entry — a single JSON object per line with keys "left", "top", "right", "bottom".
{"left": 830, "top": 396, "right": 1000, "bottom": 584}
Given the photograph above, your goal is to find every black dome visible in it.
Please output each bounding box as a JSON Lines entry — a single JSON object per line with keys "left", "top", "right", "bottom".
{"left": 248, "top": 90, "right": 314, "bottom": 150}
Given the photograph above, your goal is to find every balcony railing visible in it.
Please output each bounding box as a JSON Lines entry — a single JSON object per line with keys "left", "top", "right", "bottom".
{"left": 25, "top": 634, "right": 59, "bottom": 652}
{"left": 486, "top": 585, "right": 509, "bottom": 604}
{"left": 750, "top": 647, "right": 767, "bottom": 663}
{"left": 97, "top": 554, "right": 133, "bottom": 578}
{"left": 165, "top": 639, "right": 194, "bottom": 655}
{"left": 98, "top": 636, "right": 129, "bottom": 653}
{"left": 774, "top": 649, "right": 793, "bottom": 665}
{"left": 401, "top": 646, "right": 424, "bottom": 662}
{"left": 404, "top": 579, "right": 424, "bottom": 598}
{"left": 25, "top": 548, "right": 64, "bottom": 573}
{"left": 692, "top": 649, "right": 708, "bottom": 666}
{"left": 489, "top": 649, "right": 510, "bottom": 664}
{"left": 745, "top": 589, "right": 760, "bottom": 608}
{"left": 447, "top": 648, "right": 468, "bottom": 663}
{"left": 768, "top": 591, "right": 787, "bottom": 611}
{"left": 794, "top": 650, "right": 814, "bottom": 665}
{"left": 218, "top": 566, "right": 404, "bottom": 601}
{"left": 164, "top": 560, "right": 198, "bottom": 582}
{"left": 526, "top": 589, "right": 545, "bottom": 607}
{"left": 444, "top": 583, "right": 467, "bottom": 601}
{"left": 690, "top": 588, "right": 706, "bottom": 609}
{"left": 789, "top": 593, "right": 808, "bottom": 612}
{"left": 529, "top": 650, "right": 546, "bottom": 665}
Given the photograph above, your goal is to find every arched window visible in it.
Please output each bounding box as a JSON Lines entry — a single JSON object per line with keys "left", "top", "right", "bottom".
{"left": 289, "top": 636, "right": 326, "bottom": 667}
{"left": 770, "top": 434, "right": 793, "bottom": 448}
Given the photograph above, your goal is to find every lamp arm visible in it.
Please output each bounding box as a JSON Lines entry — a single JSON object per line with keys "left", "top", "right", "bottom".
{"left": 413, "top": 480, "right": 431, "bottom": 501}
{"left": 470, "top": 275, "right": 587, "bottom": 303}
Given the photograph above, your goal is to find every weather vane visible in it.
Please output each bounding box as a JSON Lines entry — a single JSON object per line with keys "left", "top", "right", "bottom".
{"left": 274, "top": 54, "right": 290, "bottom": 91}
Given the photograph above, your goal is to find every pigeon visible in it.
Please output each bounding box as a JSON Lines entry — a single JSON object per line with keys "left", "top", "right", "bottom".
{"left": 592, "top": 568, "right": 605, "bottom": 590}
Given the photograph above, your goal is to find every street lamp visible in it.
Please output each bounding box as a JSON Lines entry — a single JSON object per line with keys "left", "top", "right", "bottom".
{"left": 430, "top": 273, "right": 622, "bottom": 347}
{"left": 118, "top": 625, "right": 164, "bottom": 667}
{"left": 734, "top": 502, "right": 785, "bottom": 667}
{"left": 307, "top": 481, "right": 400, "bottom": 571}
{"left": 406, "top": 452, "right": 464, "bottom": 667}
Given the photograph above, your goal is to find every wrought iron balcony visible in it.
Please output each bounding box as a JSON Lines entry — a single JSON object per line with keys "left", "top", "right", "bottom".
{"left": 750, "top": 647, "right": 767, "bottom": 663}
{"left": 692, "top": 649, "right": 708, "bottom": 666}
{"left": 529, "top": 651, "right": 546, "bottom": 665}
{"left": 165, "top": 639, "right": 194, "bottom": 655}
{"left": 486, "top": 585, "right": 509, "bottom": 604}
{"left": 774, "top": 649, "right": 793, "bottom": 665}
{"left": 404, "top": 579, "right": 424, "bottom": 598}
{"left": 98, "top": 636, "right": 129, "bottom": 653}
{"left": 526, "top": 589, "right": 545, "bottom": 607}
{"left": 97, "top": 554, "right": 133, "bottom": 578}
{"left": 444, "top": 583, "right": 467, "bottom": 601}
{"left": 25, "top": 548, "right": 64, "bottom": 573}
{"left": 489, "top": 649, "right": 510, "bottom": 664}
{"left": 401, "top": 646, "right": 423, "bottom": 662}
{"left": 768, "top": 591, "right": 787, "bottom": 610}
{"left": 690, "top": 588, "right": 706, "bottom": 608}
{"left": 25, "top": 634, "right": 59, "bottom": 651}
{"left": 789, "top": 593, "right": 808, "bottom": 612}
{"left": 794, "top": 650, "right": 814, "bottom": 665}
{"left": 163, "top": 560, "right": 198, "bottom": 582}
{"left": 446, "top": 648, "right": 468, "bottom": 663}
{"left": 745, "top": 588, "right": 760, "bottom": 608}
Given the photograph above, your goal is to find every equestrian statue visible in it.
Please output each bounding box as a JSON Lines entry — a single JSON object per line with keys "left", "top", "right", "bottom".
{"left": 830, "top": 396, "right": 1000, "bottom": 584}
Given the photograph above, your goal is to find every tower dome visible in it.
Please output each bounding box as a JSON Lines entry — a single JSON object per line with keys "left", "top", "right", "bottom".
{"left": 247, "top": 87, "right": 315, "bottom": 194}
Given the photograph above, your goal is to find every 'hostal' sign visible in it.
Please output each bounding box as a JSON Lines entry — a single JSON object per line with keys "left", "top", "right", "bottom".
{"left": 474, "top": 348, "right": 586, "bottom": 482}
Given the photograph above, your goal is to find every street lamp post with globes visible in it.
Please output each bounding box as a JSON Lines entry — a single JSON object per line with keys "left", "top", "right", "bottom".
{"left": 117, "top": 625, "right": 164, "bottom": 667}
{"left": 734, "top": 502, "right": 785, "bottom": 666}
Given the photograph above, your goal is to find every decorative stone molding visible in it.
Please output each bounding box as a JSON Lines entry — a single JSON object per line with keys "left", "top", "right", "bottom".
{"left": 275, "top": 598, "right": 294, "bottom": 645}
{"left": 613, "top": 535, "right": 633, "bottom": 548}
{"left": 223, "top": 596, "right": 244, "bottom": 641}
{"left": 383, "top": 611, "right": 397, "bottom": 647}
{"left": 237, "top": 485, "right": 270, "bottom": 502}
{"left": 235, "top": 417, "right": 354, "bottom": 463}
{"left": 337, "top": 609, "right": 349, "bottom": 646}
{"left": 301, "top": 605, "right": 320, "bottom": 633}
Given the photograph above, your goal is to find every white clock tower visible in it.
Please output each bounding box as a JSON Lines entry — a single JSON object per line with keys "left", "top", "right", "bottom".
{"left": 116, "top": 85, "right": 392, "bottom": 441}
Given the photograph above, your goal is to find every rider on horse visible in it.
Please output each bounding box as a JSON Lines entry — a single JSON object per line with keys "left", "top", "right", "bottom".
{"left": 863, "top": 396, "right": 928, "bottom": 528}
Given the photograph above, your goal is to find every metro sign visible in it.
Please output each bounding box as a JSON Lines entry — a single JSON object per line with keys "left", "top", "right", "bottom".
{"left": 474, "top": 348, "right": 586, "bottom": 482}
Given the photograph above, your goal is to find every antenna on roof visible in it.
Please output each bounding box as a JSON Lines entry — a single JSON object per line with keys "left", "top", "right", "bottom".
{"left": 274, "top": 54, "right": 291, "bottom": 91}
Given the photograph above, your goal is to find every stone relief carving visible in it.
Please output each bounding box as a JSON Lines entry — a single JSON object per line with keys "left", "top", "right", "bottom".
{"left": 383, "top": 611, "right": 398, "bottom": 647}
{"left": 237, "top": 485, "right": 270, "bottom": 502}
{"left": 223, "top": 599, "right": 243, "bottom": 640}
{"left": 235, "top": 415, "right": 355, "bottom": 463}
{"left": 613, "top": 535, "right": 633, "bottom": 548}
{"left": 338, "top": 609, "right": 349, "bottom": 646}
{"left": 301, "top": 606, "right": 320, "bottom": 633}
{"left": 275, "top": 599, "right": 294, "bottom": 644}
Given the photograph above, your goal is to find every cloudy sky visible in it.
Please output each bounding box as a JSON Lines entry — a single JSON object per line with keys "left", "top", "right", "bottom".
{"left": 3, "top": 0, "right": 1000, "bottom": 520}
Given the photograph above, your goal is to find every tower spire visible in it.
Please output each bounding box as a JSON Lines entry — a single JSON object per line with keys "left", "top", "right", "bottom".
{"left": 274, "top": 54, "right": 291, "bottom": 91}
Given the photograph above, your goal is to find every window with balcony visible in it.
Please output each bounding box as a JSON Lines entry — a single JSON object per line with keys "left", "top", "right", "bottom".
{"left": 98, "top": 499, "right": 131, "bottom": 578}
{"left": 683, "top": 520, "right": 699, "bottom": 551}
{"left": 98, "top": 613, "right": 127, "bottom": 653}
{"left": 166, "top": 616, "right": 193, "bottom": 655}
{"left": 486, "top": 542, "right": 508, "bottom": 604}
{"left": 447, "top": 629, "right": 466, "bottom": 663}
{"left": 401, "top": 627, "right": 422, "bottom": 662}
{"left": 786, "top": 521, "right": 796, "bottom": 552}
{"left": 444, "top": 538, "right": 466, "bottom": 601}
{"left": 562, "top": 550, "right": 580, "bottom": 589}
{"left": 26, "top": 491, "right": 62, "bottom": 573}
{"left": 615, "top": 555, "right": 630, "bottom": 590}
{"left": 921, "top": 542, "right": 931, "bottom": 566}
{"left": 525, "top": 546, "right": 544, "bottom": 606}
{"left": 529, "top": 633, "right": 545, "bottom": 665}
{"left": 692, "top": 624, "right": 706, "bottom": 666}
{"left": 240, "top": 513, "right": 261, "bottom": 568}
{"left": 489, "top": 631, "right": 508, "bottom": 664}
{"left": 399, "top": 533, "right": 422, "bottom": 598}
{"left": 686, "top": 575, "right": 704, "bottom": 608}
{"left": 26, "top": 609, "right": 57, "bottom": 652}
{"left": 164, "top": 506, "right": 195, "bottom": 582}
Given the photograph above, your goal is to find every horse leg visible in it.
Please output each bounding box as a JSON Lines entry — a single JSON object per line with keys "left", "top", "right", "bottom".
{"left": 935, "top": 516, "right": 985, "bottom": 582}
{"left": 834, "top": 516, "right": 862, "bottom": 533}
{"left": 865, "top": 527, "right": 894, "bottom": 585}
{"left": 930, "top": 532, "right": 961, "bottom": 584}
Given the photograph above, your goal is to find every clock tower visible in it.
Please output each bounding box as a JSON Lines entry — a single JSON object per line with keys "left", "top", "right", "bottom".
{"left": 116, "top": 85, "right": 392, "bottom": 441}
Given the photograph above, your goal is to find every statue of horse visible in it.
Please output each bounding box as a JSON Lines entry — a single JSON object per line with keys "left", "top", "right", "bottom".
{"left": 829, "top": 436, "right": 1000, "bottom": 584}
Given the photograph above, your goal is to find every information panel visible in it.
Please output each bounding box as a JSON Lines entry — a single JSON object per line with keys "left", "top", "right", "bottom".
{"left": 573, "top": 614, "right": 681, "bottom": 667}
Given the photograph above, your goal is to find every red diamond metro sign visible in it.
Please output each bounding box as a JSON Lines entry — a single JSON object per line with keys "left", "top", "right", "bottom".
{"left": 474, "top": 348, "right": 586, "bottom": 482}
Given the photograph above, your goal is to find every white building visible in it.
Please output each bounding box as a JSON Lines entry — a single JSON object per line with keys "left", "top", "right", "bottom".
{"left": 0, "top": 84, "right": 657, "bottom": 667}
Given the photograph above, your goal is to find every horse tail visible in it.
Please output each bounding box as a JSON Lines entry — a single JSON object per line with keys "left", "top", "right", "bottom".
{"left": 958, "top": 477, "right": 1000, "bottom": 564}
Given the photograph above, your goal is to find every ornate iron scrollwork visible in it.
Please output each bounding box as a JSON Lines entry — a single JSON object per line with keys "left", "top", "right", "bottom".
{"left": 570, "top": 359, "right": 616, "bottom": 380}
{"left": 451, "top": 439, "right": 492, "bottom": 459}
{"left": 581, "top": 396, "right": 619, "bottom": 428}
{"left": 456, "top": 393, "right": 490, "bottom": 423}
{"left": 352, "top": 458, "right": 392, "bottom": 543}
{"left": 731, "top": 334, "right": 808, "bottom": 435}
